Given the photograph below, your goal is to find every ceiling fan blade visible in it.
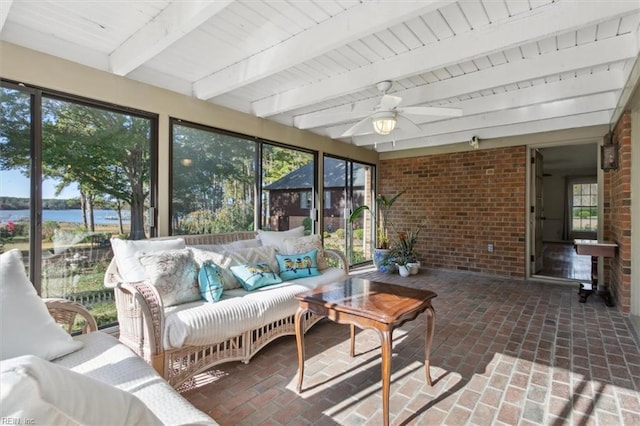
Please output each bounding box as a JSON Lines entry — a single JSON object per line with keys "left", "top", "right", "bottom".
{"left": 380, "top": 94, "right": 402, "bottom": 110}
{"left": 397, "top": 115, "right": 421, "bottom": 133}
{"left": 340, "top": 116, "right": 372, "bottom": 138}
{"left": 399, "top": 106, "right": 463, "bottom": 117}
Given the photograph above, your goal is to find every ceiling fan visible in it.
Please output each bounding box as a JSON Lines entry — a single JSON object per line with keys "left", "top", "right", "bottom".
{"left": 340, "top": 81, "right": 462, "bottom": 138}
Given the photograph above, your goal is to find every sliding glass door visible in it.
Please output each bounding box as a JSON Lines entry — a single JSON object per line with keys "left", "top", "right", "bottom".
{"left": 323, "top": 156, "right": 374, "bottom": 266}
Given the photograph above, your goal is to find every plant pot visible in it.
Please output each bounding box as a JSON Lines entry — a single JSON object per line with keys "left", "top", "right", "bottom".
{"left": 407, "top": 261, "right": 420, "bottom": 275}
{"left": 373, "top": 248, "right": 390, "bottom": 272}
{"left": 397, "top": 264, "right": 410, "bottom": 277}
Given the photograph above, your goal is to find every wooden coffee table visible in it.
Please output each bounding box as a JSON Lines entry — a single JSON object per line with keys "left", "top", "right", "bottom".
{"left": 294, "top": 277, "right": 437, "bottom": 426}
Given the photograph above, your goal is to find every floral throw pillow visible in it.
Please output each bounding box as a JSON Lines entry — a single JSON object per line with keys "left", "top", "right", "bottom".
{"left": 137, "top": 249, "right": 200, "bottom": 307}
{"left": 230, "top": 263, "right": 282, "bottom": 291}
{"left": 198, "top": 262, "right": 224, "bottom": 303}
{"left": 276, "top": 249, "right": 321, "bottom": 281}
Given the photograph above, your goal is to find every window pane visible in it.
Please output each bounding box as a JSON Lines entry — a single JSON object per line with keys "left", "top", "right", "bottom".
{"left": 570, "top": 181, "right": 597, "bottom": 234}
{"left": 172, "top": 123, "right": 256, "bottom": 234}
{"left": 262, "top": 144, "right": 314, "bottom": 233}
{"left": 40, "top": 97, "right": 152, "bottom": 329}
{"left": 0, "top": 87, "right": 32, "bottom": 271}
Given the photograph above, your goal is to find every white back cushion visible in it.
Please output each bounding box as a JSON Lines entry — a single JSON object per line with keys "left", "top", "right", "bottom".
{"left": 0, "top": 249, "right": 83, "bottom": 361}
{"left": 257, "top": 226, "right": 305, "bottom": 253}
{"left": 110, "top": 237, "right": 185, "bottom": 282}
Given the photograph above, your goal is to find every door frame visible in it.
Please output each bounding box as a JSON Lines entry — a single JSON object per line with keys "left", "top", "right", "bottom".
{"left": 525, "top": 139, "right": 603, "bottom": 280}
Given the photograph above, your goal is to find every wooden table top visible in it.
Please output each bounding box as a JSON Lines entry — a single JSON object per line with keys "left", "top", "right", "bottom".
{"left": 574, "top": 239, "right": 618, "bottom": 257}
{"left": 294, "top": 277, "right": 437, "bottom": 324}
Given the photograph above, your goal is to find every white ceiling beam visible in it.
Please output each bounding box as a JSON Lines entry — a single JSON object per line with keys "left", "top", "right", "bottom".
{"left": 374, "top": 111, "right": 612, "bottom": 152}
{"left": 352, "top": 92, "right": 617, "bottom": 146}
{"left": 252, "top": 1, "right": 639, "bottom": 117}
{"left": 193, "top": 0, "right": 456, "bottom": 100}
{"left": 0, "top": 0, "right": 13, "bottom": 32}
{"left": 299, "top": 70, "right": 624, "bottom": 131}
{"left": 319, "top": 34, "right": 634, "bottom": 138}
{"left": 109, "top": 0, "right": 234, "bottom": 76}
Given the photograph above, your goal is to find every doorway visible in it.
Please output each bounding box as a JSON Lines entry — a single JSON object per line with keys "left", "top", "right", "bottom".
{"left": 529, "top": 143, "right": 598, "bottom": 281}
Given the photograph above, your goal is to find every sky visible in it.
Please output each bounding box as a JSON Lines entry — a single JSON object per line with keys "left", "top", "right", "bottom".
{"left": 0, "top": 169, "right": 80, "bottom": 199}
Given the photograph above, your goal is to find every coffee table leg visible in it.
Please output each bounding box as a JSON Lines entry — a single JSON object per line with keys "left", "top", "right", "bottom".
{"left": 350, "top": 324, "right": 356, "bottom": 357}
{"left": 380, "top": 330, "right": 392, "bottom": 426}
{"left": 295, "top": 307, "right": 306, "bottom": 393}
{"left": 424, "top": 305, "right": 435, "bottom": 386}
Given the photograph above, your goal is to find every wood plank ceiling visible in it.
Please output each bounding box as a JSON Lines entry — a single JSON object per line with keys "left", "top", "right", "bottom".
{"left": 1, "top": 0, "right": 639, "bottom": 152}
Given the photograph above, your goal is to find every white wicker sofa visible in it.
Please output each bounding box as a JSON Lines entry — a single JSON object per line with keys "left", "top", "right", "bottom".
{"left": 0, "top": 249, "right": 215, "bottom": 426}
{"left": 105, "top": 229, "right": 348, "bottom": 388}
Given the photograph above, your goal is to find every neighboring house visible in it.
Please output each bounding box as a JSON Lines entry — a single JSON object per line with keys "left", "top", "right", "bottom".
{"left": 264, "top": 162, "right": 365, "bottom": 231}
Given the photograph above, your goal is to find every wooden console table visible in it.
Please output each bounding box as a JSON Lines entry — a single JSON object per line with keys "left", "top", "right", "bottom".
{"left": 574, "top": 239, "right": 617, "bottom": 306}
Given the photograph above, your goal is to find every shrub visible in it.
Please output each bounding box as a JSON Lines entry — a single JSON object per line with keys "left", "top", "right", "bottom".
{"left": 302, "top": 217, "right": 312, "bottom": 234}
{"left": 42, "top": 221, "right": 60, "bottom": 242}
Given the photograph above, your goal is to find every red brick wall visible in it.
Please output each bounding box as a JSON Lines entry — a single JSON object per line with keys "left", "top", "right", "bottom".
{"left": 605, "top": 112, "right": 632, "bottom": 313}
{"left": 379, "top": 146, "right": 527, "bottom": 278}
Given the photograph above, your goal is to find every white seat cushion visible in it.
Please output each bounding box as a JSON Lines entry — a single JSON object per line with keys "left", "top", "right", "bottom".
{"left": 1, "top": 354, "right": 161, "bottom": 426}
{"left": 162, "top": 267, "right": 347, "bottom": 349}
{"left": 54, "top": 331, "right": 216, "bottom": 426}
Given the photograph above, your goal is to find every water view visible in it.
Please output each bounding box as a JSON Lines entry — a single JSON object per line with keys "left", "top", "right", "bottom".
{"left": 0, "top": 209, "right": 130, "bottom": 225}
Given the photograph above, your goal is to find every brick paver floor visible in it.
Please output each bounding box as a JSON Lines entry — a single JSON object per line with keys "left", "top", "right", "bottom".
{"left": 181, "top": 268, "right": 640, "bottom": 425}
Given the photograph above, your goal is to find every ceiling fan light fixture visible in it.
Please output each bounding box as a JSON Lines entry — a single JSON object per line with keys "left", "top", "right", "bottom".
{"left": 372, "top": 111, "right": 397, "bottom": 135}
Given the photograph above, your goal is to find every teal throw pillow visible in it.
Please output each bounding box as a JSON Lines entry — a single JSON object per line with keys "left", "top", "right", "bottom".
{"left": 199, "top": 262, "right": 224, "bottom": 302}
{"left": 230, "top": 263, "right": 283, "bottom": 291}
{"left": 276, "top": 249, "right": 320, "bottom": 281}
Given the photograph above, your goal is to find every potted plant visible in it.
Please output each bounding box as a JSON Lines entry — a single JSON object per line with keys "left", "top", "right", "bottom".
{"left": 348, "top": 191, "right": 404, "bottom": 271}
{"left": 386, "top": 225, "right": 422, "bottom": 276}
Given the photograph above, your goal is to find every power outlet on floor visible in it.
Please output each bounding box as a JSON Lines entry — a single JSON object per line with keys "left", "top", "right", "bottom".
{"left": 487, "top": 243, "right": 494, "bottom": 253}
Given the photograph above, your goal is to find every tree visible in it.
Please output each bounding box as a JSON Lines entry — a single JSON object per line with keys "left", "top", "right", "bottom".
{"left": 43, "top": 98, "right": 151, "bottom": 239}
{"left": 1, "top": 89, "right": 151, "bottom": 239}
{"left": 172, "top": 125, "right": 256, "bottom": 232}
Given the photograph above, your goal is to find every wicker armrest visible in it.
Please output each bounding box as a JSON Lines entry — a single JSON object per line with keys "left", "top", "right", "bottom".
{"left": 323, "top": 249, "right": 349, "bottom": 274}
{"left": 114, "top": 281, "right": 165, "bottom": 374}
{"left": 45, "top": 298, "right": 98, "bottom": 335}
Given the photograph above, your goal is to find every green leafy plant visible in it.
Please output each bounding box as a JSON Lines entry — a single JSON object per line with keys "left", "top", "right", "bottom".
{"left": 348, "top": 191, "right": 404, "bottom": 249}
{"left": 386, "top": 225, "right": 422, "bottom": 265}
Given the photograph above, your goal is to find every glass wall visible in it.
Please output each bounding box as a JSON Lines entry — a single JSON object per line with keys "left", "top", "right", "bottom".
{"left": 171, "top": 121, "right": 257, "bottom": 234}
{"left": 1, "top": 81, "right": 156, "bottom": 329}
{"left": 171, "top": 120, "right": 316, "bottom": 235}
